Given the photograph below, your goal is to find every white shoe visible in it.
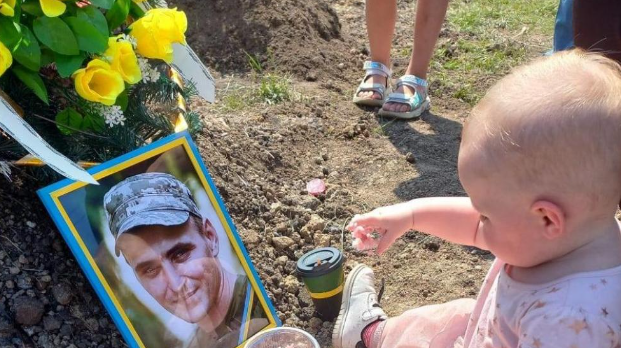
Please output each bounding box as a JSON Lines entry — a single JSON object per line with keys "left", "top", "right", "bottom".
{"left": 332, "top": 264, "right": 387, "bottom": 348}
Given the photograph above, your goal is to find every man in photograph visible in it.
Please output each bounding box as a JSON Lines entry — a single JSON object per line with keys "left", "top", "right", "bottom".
{"left": 103, "top": 172, "right": 267, "bottom": 348}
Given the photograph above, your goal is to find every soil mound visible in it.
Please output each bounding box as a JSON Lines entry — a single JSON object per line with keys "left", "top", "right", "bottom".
{"left": 173, "top": 0, "right": 353, "bottom": 79}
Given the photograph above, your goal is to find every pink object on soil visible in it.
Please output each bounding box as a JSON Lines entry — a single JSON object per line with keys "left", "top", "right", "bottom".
{"left": 306, "top": 178, "right": 326, "bottom": 196}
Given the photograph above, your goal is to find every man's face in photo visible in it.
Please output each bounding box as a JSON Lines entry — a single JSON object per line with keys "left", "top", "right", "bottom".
{"left": 117, "top": 218, "right": 221, "bottom": 323}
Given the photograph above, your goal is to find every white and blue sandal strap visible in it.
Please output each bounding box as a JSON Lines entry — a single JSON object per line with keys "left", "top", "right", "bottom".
{"left": 363, "top": 61, "right": 392, "bottom": 80}
{"left": 385, "top": 93, "right": 422, "bottom": 109}
{"left": 395, "top": 74, "right": 427, "bottom": 90}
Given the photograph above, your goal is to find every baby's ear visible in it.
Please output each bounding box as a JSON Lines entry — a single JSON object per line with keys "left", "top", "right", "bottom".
{"left": 531, "top": 200, "right": 565, "bottom": 240}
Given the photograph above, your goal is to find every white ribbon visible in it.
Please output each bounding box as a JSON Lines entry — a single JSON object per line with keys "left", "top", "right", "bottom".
{"left": 0, "top": 96, "right": 98, "bottom": 185}
{"left": 172, "top": 43, "right": 215, "bottom": 103}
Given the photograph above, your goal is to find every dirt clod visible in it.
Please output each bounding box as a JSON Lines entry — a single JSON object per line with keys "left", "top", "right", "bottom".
{"left": 13, "top": 296, "right": 44, "bottom": 326}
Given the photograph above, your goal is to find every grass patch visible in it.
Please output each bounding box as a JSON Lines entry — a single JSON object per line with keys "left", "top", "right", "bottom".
{"left": 218, "top": 53, "right": 294, "bottom": 111}
{"left": 428, "top": 0, "right": 556, "bottom": 105}
{"left": 258, "top": 74, "right": 292, "bottom": 105}
{"left": 221, "top": 90, "right": 252, "bottom": 112}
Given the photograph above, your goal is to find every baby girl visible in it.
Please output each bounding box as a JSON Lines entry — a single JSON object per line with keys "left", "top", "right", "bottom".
{"left": 333, "top": 50, "right": 621, "bottom": 348}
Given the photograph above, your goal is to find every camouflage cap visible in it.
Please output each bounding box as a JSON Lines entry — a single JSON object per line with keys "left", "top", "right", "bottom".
{"left": 103, "top": 172, "right": 201, "bottom": 255}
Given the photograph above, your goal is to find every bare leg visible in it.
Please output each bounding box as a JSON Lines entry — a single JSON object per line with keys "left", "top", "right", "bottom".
{"left": 357, "top": 0, "right": 397, "bottom": 100}
{"left": 383, "top": 0, "right": 449, "bottom": 113}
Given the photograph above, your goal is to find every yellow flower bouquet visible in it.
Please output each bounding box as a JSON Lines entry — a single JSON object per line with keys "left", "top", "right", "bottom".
{"left": 0, "top": 0, "right": 204, "bottom": 180}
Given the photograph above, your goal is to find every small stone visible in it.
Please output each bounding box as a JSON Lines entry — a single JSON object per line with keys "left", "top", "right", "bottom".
{"left": 0, "top": 315, "right": 15, "bottom": 338}
{"left": 272, "top": 236, "right": 295, "bottom": 251}
{"left": 17, "top": 277, "right": 32, "bottom": 290}
{"left": 306, "top": 214, "right": 326, "bottom": 232}
{"left": 270, "top": 202, "right": 283, "bottom": 213}
{"left": 275, "top": 256, "right": 289, "bottom": 266}
{"left": 321, "top": 167, "right": 330, "bottom": 175}
{"left": 282, "top": 275, "right": 300, "bottom": 295}
{"left": 59, "top": 323, "right": 73, "bottom": 337}
{"left": 5, "top": 280, "right": 14, "bottom": 289}
{"left": 18, "top": 255, "right": 27, "bottom": 264}
{"left": 423, "top": 241, "right": 440, "bottom": 252}
{"left": 309, "top": 317, "right": 323, "bottom": 332}
{"left": 35, "top": 275, "right": 52, "bottom": 291}
{"left": 300, "top": 196, "right": 321, "bottom": 210}
{"left": 52, "top": 283, "right": 73, "bottom": 305}
{"left": 8, "top": 267, "right": 19, "bottom": 275}
{"left": 244, "top": 231, "right": 260, "bottom": 246}
{"left": 405, "top": 152, "right": 416, "bottom": 164}
{"left": 305, "top": 71, "right": 318, "bottom": 82}
{"left": 321, "top": 153, "right": 329, "bottom": 161}
{"left": 276, "top": 223, "right": 289, "bottom": 234}
{"left": 299, "top": 227, "right": 312, "bottom": 239}
{"left": 43, "top": 316, "right": 61, "bottom": 331}
{"left": 314, "top": 158, "right": 322, "bottom": 165}
{"left": 315, "top": 234, "right": 331, "bottom": 247}
{"left": 85, "top": 317, "right": 99, "bottom": 332}
{"left": 13, "top": 296, "right": 44, "bottom": 326}
{"left": 70, "top": 304, "right": 86, "bottom": 319}
{"left": 25, "top": 221, "right": 36, "bottom": 229}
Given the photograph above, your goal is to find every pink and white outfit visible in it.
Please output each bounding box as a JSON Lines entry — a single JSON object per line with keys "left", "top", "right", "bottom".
{"left": 375, "top": 260, "right": 621, "bottom": 348}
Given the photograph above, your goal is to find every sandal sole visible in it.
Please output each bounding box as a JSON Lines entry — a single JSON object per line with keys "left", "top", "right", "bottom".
{"left": 353, "top": 97, "right": 386, "bottom": 107}
{"left": 332, "top": 264, "right": 367, "bottom": 348}
{"left": 378, "top": 99, "right": 430, "bottom": 120}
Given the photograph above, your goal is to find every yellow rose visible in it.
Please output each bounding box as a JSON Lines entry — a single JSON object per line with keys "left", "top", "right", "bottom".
{"left": 0, "top": 0, "right": 15, "bottom": 16}
{"left": 0, "top": 41, "right": 12, "bottom": 77}
{"left": 73, "top": 59, "right": 125, "bottom": 106}
{"left": 129, "top": 8, "right": 187, "bottom": 63}
{"left": 104, "top": 37, "right": 142, "bottom": 84}
{"left": 40, "top": 0, "right": 66, "bottom": 17}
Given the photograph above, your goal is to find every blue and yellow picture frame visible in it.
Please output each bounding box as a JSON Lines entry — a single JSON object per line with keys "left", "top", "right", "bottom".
{"left": 37, "top": 131, "right": 281, "bottom": 348}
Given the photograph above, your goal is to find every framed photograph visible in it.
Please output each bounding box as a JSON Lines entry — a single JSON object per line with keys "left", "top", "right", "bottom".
{"left": 38, "top": 132, "right": 281, "bottom": 348}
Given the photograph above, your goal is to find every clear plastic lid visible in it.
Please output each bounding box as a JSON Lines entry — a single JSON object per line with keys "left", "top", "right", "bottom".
{"left": 244, "top": 327, "right": 320, "bottom": 348}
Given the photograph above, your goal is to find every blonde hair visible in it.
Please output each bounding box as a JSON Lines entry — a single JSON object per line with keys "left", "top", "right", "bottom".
{"left": 462, "top": 50, "right": 621, "bottom": 212}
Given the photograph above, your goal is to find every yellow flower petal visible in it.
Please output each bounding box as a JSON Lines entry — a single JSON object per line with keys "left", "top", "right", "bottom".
{"left": 0, "top": 41, "right": 12, "bottom": 78}
{"left": 5, "top": 0, "right": 15, "bottom": 7}
{"left": 40, "top": 0, "right": 66, "bottom": 17}
{"left": 130, "top": 8, "right": 187, "bottom": 62}
{"left": 0, "top": 3, "right": 14, "bottom": 17}
{"left": 90, "top": 69, "right": 124, "bottom": 105}
{"left": 73, "top": 59, "right": 125, "bottom": 105}
{"left": 104, "top": 37, "right": 142, "bottom": 84}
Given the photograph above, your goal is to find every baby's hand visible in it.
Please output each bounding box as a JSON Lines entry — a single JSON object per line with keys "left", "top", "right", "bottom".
{"left": 350, "top": 224, "right": 385, "bottom": 253}
{"left": 347, "top": 202, "right": 415, "bottom": 254}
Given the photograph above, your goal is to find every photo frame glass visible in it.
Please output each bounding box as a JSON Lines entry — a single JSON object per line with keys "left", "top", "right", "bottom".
{"left": 38, "top": 132, "right": 280, "bottom": 348}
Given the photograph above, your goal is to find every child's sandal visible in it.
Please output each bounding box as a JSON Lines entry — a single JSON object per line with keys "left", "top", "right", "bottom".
{"left": 353, "top": 61, "right": 392, "bottom": 107}
{"left": 378, "top": 75, "right": 431, "bottom": 119}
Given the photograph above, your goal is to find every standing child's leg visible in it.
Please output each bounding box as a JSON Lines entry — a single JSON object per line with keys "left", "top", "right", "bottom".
{"left": 354, "top": 0, "right": 397, "bottom": 103}
{"left": 379, "top": 0, "right": 449, "bottom": 119}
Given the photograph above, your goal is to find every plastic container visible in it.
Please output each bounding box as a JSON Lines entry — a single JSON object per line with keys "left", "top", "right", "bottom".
{"left": 243, "top": 327, "right": 320, "bottom": 348}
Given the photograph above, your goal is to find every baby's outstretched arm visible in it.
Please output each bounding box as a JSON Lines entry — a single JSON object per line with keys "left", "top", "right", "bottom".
{"left": 348, "top": 197, "right": 486, "bottom": 254}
